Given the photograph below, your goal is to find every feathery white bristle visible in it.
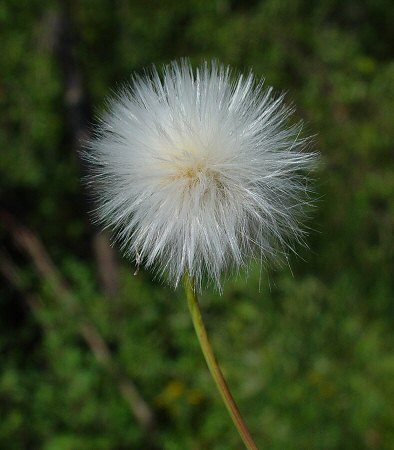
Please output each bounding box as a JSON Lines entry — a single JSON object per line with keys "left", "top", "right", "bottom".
{"left": 85, "top": 60, "right": 317, "bottom": 290}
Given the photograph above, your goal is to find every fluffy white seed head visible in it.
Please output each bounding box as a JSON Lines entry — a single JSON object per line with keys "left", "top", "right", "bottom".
{"left": 85, "top": 60, "right": 317, "bottom": 290}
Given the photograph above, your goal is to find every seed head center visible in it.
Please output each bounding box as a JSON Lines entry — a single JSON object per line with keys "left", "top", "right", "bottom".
{"left": 170, "top": 160, "right": 220, "bottom": 185}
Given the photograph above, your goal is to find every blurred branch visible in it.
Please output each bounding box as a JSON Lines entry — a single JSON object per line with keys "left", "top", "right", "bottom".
{"left": 49, "top": 4, "right": 119, "bottom": 299}
{"left": 0, "top": 248, "right": 39, "bottom": 311}
{"left": 0, "top": 210, "right": 158, "bottom": 443}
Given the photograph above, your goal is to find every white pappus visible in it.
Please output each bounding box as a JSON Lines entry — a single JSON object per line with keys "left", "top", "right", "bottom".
{"left": 85, "top": 60, "right": 317, "bottom": 291}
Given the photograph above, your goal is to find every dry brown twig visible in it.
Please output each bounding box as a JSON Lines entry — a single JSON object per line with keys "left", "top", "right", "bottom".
{"left": 0, "top": 210, "right": 158, "bottom": 442}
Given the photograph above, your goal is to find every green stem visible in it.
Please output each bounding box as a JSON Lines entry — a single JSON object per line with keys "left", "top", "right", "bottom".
{"left": 184, "top": 273, "right": 259, "bottom": 450}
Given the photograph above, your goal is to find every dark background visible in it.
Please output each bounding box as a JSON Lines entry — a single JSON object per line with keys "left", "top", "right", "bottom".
{"left": 1, "top": 0, "right": 393, "bottom": 449}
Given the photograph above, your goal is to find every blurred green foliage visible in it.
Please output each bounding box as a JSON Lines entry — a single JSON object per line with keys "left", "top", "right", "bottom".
{"left": 1, "top": 0, "right": 393, "bottom": 449}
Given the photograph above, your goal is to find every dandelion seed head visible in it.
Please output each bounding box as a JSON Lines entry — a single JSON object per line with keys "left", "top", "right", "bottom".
{"left": 85, "top": 60, "right": 317, "bottom": 290}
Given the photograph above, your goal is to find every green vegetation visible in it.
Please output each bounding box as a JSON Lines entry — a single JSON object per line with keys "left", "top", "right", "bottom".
{"left": 1, "top": 1, "right": 393, "bottom": 449}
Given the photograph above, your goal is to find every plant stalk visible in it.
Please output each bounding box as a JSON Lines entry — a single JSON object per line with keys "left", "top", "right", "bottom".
{"left": 184, "top": 273, "right": 258, "bottom": 450}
